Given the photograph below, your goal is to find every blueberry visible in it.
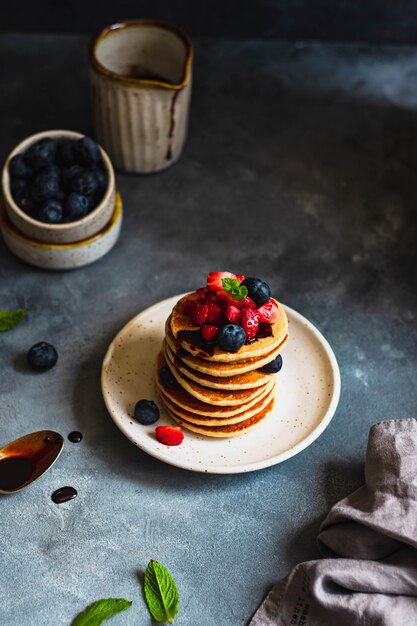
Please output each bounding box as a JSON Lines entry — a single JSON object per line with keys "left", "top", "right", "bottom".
{"left": 158, "top": 365, "right": 180, "bottom": 389}
{"left": 9, "top": 154, "right": 33, "bottom": 179}
{"left": 261, "top": 355, "right": 283, "bottom": 374}
{"left": 11, "top": 178, "right": 28, "bottom": 196}
{"left": 26, "top": 138, "right": 57, "bottom": 169}
{"left": 91, "top": 166, "right": 108, "bottom": 193}
{"left": 217, "top": 324, "right": 246, "bottom": 352}
{"left": 71, "top": 170, "right": 98, "bottom": 196}
{"left": 65, "top": 193, "right": 89, "bottom": 221}
{"left": 241, "top": 277, "right": 271, "bottom": 307}
{"left": 15, "top": 189, "right": 36, "bottom": 215}
{"left": 27, "top": 342, "right": 58, "bottom": 372}
{"left": 38, "top": 163, "right": 61, "bottom": 179}
{"left": 57, "top": 140, "right": 75, "bottom": 167}
{"left": 133, "top": 399, "right": 160, "bottom": 425}
{"left": 75, "top": 137, "right": 101, "bottom": 166}
{"left": 37, "top": 199, "right": 63, "bottom": 224}
{"left": 31, "top": 173, "right": 61, "bottom": 202}
{"left": 62, "top": 165, "right": 83, "bottom": 189}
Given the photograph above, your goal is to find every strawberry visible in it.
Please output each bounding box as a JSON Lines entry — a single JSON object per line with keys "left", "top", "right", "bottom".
{"left": 206, "top": 301, "right": 225, "bottom": 325}
{"left": 155, "top": 426, "right": 184, "bottom": 446}
{"left": 223, "top": 303, "right": 242, "bottom": 323}
{"left": 216, "top": 290, "right": 247, "bottom": 308}
{"left": 191, "top": 303, "right": 208, "bottom": 326}
{"left": 207, "top": 271, "right": 236, "bottom": 292}
{"left": 235, "top": 274, "right": 246, "bottom": 283}
{"left": 241, "top": 308, "right": 259, "bottom": 341}
{"left": 201, "top": 324, "right": 220, "bottom": 342}
{"left": 257, "top": 299, "right": 280, "bottom": 323}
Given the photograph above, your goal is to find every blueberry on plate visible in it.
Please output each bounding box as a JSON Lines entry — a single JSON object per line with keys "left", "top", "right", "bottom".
{"left": 75, "top": 137, "right": 101, "bottom": 166}
{"left": 9, "top": 154, "right": 32, "bottom": 179}
{"left": 31, "top": 173, "right": 61, "bottom": 202}
{"left": 241, "top": 277, "right": 271, "bottom": 307}
{"left": 71, "top": 170, "right": 98, "bottom": 196}
{"left": 37, "top": 199, "right": 64, "bottom": 224}
{"left": 261, "top": 354, "right": 283, "bottom": 374}
{"left": 56, "top": 140, "right": 75, "bottom": 167}
{"left": 217, "top": 324, "right": 246, "bottom": 352}
{"left": 65, "top": 193, "right": 90, "bottom": 221}
{"left": 159, "top": 365, "right": 180, "bottom": 389}
{"left": 15, "top": 189, "right": 35, "bottom": 215}
{"left": 26, "top": 138, "right": 57, "bottom": 169}
{"left": 133, "top": 399, "right": 160, "bottom": 425}
{"left": 27, "top": 342, "right": 58, "bottom": 372}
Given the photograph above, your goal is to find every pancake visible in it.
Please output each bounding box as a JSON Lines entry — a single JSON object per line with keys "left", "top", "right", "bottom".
{"left": 165, "top": 318, "right": 288, "bottom": 377}
{"left": 169, "top": 397, "right": 275, "bottom": 438}
{"left": 155, "top": 351, "right": 275, "bottom": 417}
{"left": 170, "top": 295, "right": 288, "bottom": 362}
{"left": 164, "top": 352, "right": 270, "bottom": 406}
{"left": 164, "top": 341, "right": 272, "bottom": 390}
{"left": 159, "top": 385, "right": 276, "bottom": 426}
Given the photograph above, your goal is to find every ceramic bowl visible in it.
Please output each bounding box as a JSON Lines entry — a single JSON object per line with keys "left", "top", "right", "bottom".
{"left": 90, "top": 20, "right": 193, "bottom": 173}
{"left": 2, "top": 129, "right": 115, "bottom": 244}
{"left": 0, "top": 193, "right": 122, "bottom": 270}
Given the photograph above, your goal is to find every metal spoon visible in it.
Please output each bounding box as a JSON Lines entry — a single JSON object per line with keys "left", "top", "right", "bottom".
{"left": 0, "top": 430, "right": 64, "bottom": 494}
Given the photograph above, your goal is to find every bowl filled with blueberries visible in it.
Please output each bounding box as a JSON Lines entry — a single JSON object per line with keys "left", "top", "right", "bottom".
{"left": 2, "top": 129, "right": 116, "bottom": 244}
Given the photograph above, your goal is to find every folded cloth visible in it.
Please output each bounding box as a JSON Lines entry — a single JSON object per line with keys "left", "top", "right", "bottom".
{"left": 249, "top": 419, "right": 417, "bottom": 626}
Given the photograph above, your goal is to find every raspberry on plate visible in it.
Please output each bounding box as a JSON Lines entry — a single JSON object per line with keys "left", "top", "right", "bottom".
{"left": 222, "top": 303, "right": 242, "bottom": 323}
{"left": 155, "top": 426, "right": 184, "bottom": 446}
{"left": 206, "top": 301, "right": 225, "bottom": 325}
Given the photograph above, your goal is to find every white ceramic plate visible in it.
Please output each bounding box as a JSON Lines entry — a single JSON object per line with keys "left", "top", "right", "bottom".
{"left": 102, "top": 295, "right": 341, "bottom": 474}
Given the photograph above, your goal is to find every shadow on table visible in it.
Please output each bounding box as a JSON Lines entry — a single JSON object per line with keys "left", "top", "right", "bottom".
{"left": 282, "top": 458, "right": 364, "bottom": 569}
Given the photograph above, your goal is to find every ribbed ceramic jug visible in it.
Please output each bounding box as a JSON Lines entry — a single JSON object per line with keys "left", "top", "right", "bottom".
{"left": 90, "top": 20, "right": 193, "bottom": 173}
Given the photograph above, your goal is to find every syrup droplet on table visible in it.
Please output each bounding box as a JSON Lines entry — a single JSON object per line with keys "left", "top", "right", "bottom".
{"left": 68, "top": 431, "right": 83, "bottom": 443}
{"left": 51, "top": 486, "right": 77, "bottom": 504}
{"left": 0, "top": 457, "right": 34, "bottom": 492}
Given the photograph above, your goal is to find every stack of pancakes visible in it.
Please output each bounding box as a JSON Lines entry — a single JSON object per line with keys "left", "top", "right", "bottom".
{"left": 155, "top": 295, "right": 288, "bottom": 437}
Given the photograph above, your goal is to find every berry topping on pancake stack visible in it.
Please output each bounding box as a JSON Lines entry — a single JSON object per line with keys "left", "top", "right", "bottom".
{"left": 155, "top": 272, "right": 288, "bottom": 438}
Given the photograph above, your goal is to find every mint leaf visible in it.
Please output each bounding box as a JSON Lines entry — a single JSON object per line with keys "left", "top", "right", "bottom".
{"left": 144, "top": 560, "right": 179, "bottom": 623}
{"left": 71, "top": 598, "right": 132, "bottom": 626}
{"left": 0, "top": 308, "right": 27, "bottom": 332}
{"left": 221, "top": 278, "right": 248, "bottom": 302}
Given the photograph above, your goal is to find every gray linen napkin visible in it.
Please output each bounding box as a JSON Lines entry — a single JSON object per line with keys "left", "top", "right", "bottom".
{"left": 250, "top": 419, "right": 417, "bottom": 626}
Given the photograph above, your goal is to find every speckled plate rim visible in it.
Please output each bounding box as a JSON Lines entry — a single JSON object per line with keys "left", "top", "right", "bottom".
{"left": 101, "top": 295, "right": 341, "bottom": 474}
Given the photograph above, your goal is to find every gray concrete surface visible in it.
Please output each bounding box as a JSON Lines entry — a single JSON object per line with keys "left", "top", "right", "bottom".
{"left": 1, "top": 34, "right": 417, "bottom": 626}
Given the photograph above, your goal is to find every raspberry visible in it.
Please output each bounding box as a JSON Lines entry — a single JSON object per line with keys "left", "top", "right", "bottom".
{"left": 201, "top": 324, "right": 220, "bottom": 342}
{"left": 155, "top": 426, "right": 184, "bottom": 446}
{"left": 207, "top": 271, "right": 236, "bottom": 291}
{"left": 183, "top": 293, "right": 205, "bottom": 317}
{"left": 242, "top": 297, "right": 256, "bottom": 309}
{"left": 223, "top": 303, "right": 242, "bottom": 323}
{"left": 241, "top": 309, "right": 259, "bottom": 341}
{"left": 191, "top": 303, "right": 208, "bottom": 326}
{"left": 206, "top": 301, "right": 225, "bottom": 325}
{"left": 257, "top": 299, "right": 280, "bottom": 323}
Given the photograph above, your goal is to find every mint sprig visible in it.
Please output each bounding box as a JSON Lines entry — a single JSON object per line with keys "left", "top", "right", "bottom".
{"left": 71, "top": 598, "right": 132, "bottom": 626}
{"left": 222, "top": 278, "right": 248, "bottom": 302}
{"left": 0, "top": 308, "right": 27, "bottom": 332}
{"left": 144, "top": 560, "right": 179, "bottom": 623}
